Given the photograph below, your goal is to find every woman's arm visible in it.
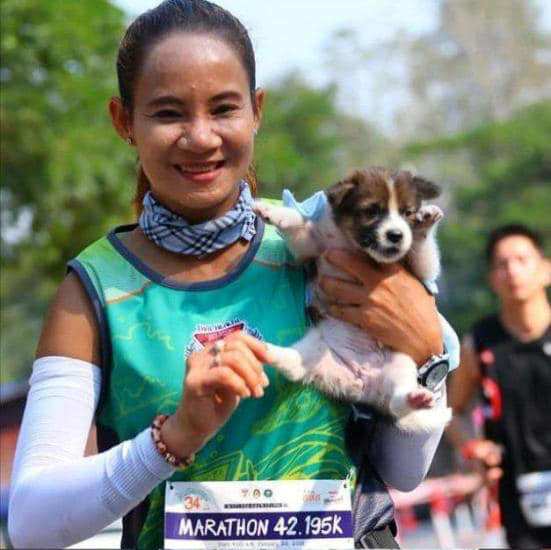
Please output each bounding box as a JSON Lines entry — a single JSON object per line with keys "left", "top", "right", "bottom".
{"left": 9, "top": 273, "right": 270, "bottom": 547}
{"left": 353, "top": 317, "right": 459, "bottom": 491}
{"left": 9, "top": 272, "right": 177, "bottom": 547}
{"left": 367, "top": 386, "right": 449, "bottom": 492}
{"left": 8, "top": 357, "right": 175, "bottom": 548}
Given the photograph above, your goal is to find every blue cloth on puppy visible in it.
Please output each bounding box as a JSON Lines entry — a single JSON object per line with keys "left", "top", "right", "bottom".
{"left": 282, "top": 189, "right": 328, "bottom": 222}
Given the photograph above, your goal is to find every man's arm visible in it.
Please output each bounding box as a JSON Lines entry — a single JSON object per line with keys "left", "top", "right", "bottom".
{"left": 445, "top": 334, "right": 481, "bottom": 448}
{"left": 445, "top": 335, "right": 503, "bottom": 477}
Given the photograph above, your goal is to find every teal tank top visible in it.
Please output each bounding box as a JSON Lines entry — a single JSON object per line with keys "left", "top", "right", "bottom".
{"left": 69, "top": 219, "right": 354, "bottom": 549}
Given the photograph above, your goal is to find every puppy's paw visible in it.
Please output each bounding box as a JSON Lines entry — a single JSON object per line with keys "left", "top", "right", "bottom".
{"left": 414, "top": 205, "right": 443, "bottom": 231}
{"left": 266, "top": 344, "right": 307, "bottom": 382}
{"left": 388, "top": 393, "right": 410, "bottom": 418}
{"left": 407, "top": 388, "right": 434, "bottom": 409}
{"left": 253, "top": 200, "right": 275, "bottom": 221}
{"left": 253, "top": 201, "right": 304, "bottom": 230}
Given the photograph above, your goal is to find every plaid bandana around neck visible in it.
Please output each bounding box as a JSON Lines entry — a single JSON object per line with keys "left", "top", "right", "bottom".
{"left": 139, "top": 181, "right": 257, "bottom": 257}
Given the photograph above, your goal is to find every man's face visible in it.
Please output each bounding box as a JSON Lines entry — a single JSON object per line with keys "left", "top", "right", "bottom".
{"left": 489, "top": 235, "right": 550, "bottom": 303}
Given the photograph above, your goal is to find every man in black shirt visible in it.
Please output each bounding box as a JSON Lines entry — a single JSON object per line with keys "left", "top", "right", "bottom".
{"left": 447, "top": 224, "right": 551, "bottom": 548}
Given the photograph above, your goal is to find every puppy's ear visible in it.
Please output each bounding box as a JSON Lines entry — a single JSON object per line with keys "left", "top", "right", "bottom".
{"left": 413, "top": 176, "right": 441, "bottom": 200}
{"left": 327, "top": 172, "right": 360, "bottom": 208}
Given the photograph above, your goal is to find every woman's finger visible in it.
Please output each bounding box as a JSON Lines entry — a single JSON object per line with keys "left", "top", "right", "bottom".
{"left": 324, "top": 249, "right": 380, "bottom": 286}
{"left": 225, "top": 331, "right": 274, "bottom": 363}
{"left": 319, "top": 276, "right": 368, "bottom": 305}
{"left": 328, "top": 304, "right": 363, "bottom": 327}
{"left": 223, "top": 339, "right": 269, "bottom": 386}
{"left": 217, "top": 350, "right": 266, "bottom": 397}
{"left": 201, "top": 365, "right": 251, "bottom": 399}
{"left": 325, "top": 249, "right": 402, "bottom": 287}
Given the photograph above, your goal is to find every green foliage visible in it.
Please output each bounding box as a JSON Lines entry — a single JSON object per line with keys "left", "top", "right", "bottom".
{"left": 1, "top": 0, "right": 133, "bottom": 383}
{"left": 255, "top": 73, "right": 390, "bottom": 199}
{"left": 1, "top": 0, "right": 134, "bottom": 266}
{"left": 406, "top": 101, "right": 551, "bottom": 334}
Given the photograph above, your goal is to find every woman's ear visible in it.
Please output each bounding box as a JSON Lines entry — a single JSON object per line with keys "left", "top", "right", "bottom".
{"left": 253, "top": 88, "right": 266, "bottom": 130}
{"left": 109, "top": 97, "right": 133, "bottom": 143}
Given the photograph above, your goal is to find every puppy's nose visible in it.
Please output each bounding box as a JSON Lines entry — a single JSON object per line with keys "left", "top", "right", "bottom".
{"left": 386, "top": 229, "right": 403, "bottom": 243}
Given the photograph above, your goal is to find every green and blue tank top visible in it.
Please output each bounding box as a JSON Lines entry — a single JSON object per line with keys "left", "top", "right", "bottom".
{"left": 69, "top": 217, "right": 354, "bottom": 549}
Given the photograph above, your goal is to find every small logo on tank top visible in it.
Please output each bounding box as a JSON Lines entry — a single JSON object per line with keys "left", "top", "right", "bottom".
{"left": 186, "top": 319, "right": 263, "bottom": 356}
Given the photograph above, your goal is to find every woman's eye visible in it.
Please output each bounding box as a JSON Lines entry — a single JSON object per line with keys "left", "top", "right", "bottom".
{"left": 153, "top": 109, "right": 181, "bottom": 119}
{"left": 212, "top": 104, "right": 239, "bottom": 116}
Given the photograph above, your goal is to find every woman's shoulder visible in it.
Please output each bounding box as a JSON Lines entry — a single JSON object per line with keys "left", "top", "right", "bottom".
{"left": 35, "top": 226, "right": 137, "bottom": 367}
{"left": 69, "top": 225, "right": 150, "bottom": 302}
{"left": 35, "top": 271, "right": 102, "bottom": 366}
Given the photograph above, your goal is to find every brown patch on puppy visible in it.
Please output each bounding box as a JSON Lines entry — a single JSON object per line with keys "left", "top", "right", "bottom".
{"left": 327, "top": 168, "right": 390, "bottom": 215}
{"left": 326, "top": 167, "right": 441, "bottom": 258}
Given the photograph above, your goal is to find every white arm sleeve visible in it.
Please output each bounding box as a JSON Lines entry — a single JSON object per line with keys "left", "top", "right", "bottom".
{"left": 367, "top": 386, "right": 448, "bottom": 492}
{"left": 8, "top": 356, "right": 175, "bottom": 549}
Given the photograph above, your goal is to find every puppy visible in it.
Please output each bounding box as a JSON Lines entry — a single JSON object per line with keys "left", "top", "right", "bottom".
{"left": 254, "top": 167, "right": 451, "bottom": 432}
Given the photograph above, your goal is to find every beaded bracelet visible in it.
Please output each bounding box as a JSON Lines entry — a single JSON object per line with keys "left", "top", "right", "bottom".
{"left": 150, "top": 414, "right": 195, "bottom": 469}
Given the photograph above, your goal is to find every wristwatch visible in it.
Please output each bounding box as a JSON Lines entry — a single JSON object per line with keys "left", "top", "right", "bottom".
{"left": 417, "top": 350, "right": 450, "bottom": 391}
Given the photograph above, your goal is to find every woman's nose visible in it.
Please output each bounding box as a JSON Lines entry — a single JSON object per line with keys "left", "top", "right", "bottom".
{"left": 177, "top": 118, "right": 222, "bottom": 152}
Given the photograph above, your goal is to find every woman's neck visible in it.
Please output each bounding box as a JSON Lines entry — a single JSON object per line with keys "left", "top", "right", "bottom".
{"left": 500, "top": 291, "right": 550, "bottom": 342}
{"left": 122, "top": 227, "right": 251, "bottom": 285}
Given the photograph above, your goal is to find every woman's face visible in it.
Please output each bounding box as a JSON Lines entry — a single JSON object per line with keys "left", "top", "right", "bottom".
{"left": 128, "top": 32, "right": 263, "bottom": 222}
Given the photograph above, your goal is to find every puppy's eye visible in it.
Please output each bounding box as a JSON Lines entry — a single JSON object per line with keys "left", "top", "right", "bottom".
{"left": 364, "top": 204, "right": 382, "bottom": 217}
{"left": 401, "top": 207, "right": 416, "bottom": 217}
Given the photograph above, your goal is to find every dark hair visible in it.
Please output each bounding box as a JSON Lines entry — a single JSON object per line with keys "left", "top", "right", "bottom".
{"left": 486, "top": 224, "right": 545, "bottom": 263}
{"left": 116, "top": 0, "right": 258, "bottom": 213}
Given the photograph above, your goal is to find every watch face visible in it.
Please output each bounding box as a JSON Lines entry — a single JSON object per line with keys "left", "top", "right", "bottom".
{"left": 425, "top": 362, "right": 449, "bottom": 391}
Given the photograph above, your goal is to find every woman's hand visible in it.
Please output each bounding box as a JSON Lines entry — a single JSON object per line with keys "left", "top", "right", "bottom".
{"left": 161, "top": 331, "right": 271, "bottom": 458}
{"left": 320, "top": 249, "right": 443, "bottom": 365}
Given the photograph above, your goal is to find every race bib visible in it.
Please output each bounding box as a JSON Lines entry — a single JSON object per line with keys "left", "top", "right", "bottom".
{"left": 164, "top": 479, "right": 354, "bottom": 549}
{"left": 517, "top": 471, "right": 551, "bottom": 527}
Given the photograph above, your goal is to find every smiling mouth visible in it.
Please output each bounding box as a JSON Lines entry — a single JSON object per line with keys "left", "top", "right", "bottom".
{"left": 174, "top": 161, "right": 225, "bottom": 175}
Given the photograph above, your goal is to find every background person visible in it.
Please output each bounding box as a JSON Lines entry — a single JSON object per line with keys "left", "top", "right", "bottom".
{"left": 7, "top": 1, "right": 457, "bottom": 548}
{"left": 447, "top": 224, "right": 551, "bottom": 548}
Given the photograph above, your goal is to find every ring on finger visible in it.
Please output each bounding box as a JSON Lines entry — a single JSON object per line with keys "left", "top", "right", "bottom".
{"left": 211, "top": 340, "right": 225, "bottom": 355}
{"left": 210, "top": 352, "right": 222, "bottom": 369}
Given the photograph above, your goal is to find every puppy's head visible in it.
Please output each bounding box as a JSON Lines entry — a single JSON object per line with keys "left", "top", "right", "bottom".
{"left": 326, "top": 167, "right": 440, "bottom": 263}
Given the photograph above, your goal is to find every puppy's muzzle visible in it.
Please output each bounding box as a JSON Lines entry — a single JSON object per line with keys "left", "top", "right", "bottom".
{"left": 385, "top": 229, "right": 403, "bottom": 244}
